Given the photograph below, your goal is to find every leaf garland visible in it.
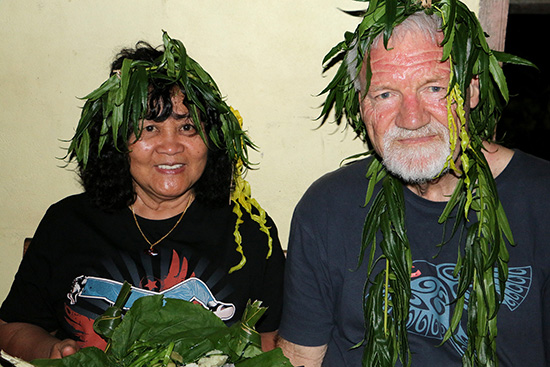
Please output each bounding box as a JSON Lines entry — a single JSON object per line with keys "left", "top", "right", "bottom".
{"left": 318, "top": 0, "right": 533, "bottom": 366}
{"left": 67, "top": 31, "right": 254, "bottom": 171}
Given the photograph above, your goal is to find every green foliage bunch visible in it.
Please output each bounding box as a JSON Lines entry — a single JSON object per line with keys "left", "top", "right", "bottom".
{"left": 32, "top": 283, "right": 291, "bottom": 367}
{"left": 319, "top": 0, "right": 535, "bottom": 366}
{"left": 67, "top": 31, "right": 253, "bottom": 170}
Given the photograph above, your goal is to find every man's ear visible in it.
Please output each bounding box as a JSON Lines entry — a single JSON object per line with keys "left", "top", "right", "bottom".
{"left": 469, "top": 76, "right": 480, "bottom": 108}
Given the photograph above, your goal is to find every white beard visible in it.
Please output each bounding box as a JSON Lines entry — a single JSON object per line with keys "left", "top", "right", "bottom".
{"left": 381, "top": 122, "right": 451, "bottom": 183}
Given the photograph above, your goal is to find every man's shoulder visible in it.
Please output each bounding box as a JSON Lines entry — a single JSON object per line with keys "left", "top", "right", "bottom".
{"left": 501, "top": 150, "right": 550, "bottom": 184}
{"left": 304, "top": 157, "right": 370, "bottom": 197}
{"left": 514, "top": 150, "right": 550, "bottom": 171}
{"left": 293, "top": 157, "right": 371, "bottom": 218}
{"left": 497, "top": 150, "right": 550, "bottom": 213}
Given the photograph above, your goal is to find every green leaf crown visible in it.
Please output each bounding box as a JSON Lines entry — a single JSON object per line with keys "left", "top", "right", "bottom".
{"left": 66, "top": 31, "right": 273, "bottom": 273}
{"left": 319, "top": 0, "right": 534, "bottom": 147}
{"left": 67, "top": 31, "right": 254, "bottom": 171}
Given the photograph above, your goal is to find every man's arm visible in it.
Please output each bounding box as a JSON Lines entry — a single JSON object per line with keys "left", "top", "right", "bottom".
{"left": 277, "top": 337, "right": 327, "bottom": 367}
{"left": 260, "top": 330, "right": 278, "bottom": 351}
{"left": 0, "top": 319, "right": 79, "bottom": 361}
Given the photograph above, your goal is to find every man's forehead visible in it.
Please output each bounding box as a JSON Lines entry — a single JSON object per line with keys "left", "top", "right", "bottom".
{"left": 370, "top": 32, "right": 444, "bottom": 63}
{"left": 369, "top": 48, "right": 448, "bottom": 74}
{"left": 363, "top": 37, "right": 450, "bottom": 89}
{"left": 368, "top": 33, "right": 449, "bottom": 73}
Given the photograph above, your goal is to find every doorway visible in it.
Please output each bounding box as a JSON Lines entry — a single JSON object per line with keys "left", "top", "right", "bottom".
{"left": 497, "top": 7, "right": 550, "bottom": 161}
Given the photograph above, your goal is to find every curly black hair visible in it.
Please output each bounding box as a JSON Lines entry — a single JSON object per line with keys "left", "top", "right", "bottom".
{"left": 77, "top": 42, "right": 233, "bottom": 211}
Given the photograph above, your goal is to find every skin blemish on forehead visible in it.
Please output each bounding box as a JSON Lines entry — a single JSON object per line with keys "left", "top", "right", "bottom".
{"left": 366, "top": 42, "right": 450, "bottom": 94}
{"left": 370, "top": 48, "right": 448, "bottom": 76}
{"left": 360, "top": 31, "right": 450, "bottom": 96}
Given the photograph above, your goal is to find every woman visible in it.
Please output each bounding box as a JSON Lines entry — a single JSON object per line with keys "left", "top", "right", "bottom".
{"left": 0, "top": 33, "right": 285, "bottom": 361}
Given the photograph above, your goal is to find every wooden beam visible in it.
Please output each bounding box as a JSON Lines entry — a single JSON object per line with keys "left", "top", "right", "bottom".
{"left": 478, "top": 0, "right": 510, "bottom": 51}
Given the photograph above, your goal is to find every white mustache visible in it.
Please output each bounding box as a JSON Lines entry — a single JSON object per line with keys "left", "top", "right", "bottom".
{"left": 381, "top": 122, "right": 451, "bottom": 183}
{"left": 384, "top": 123, "right": 448, "bottom": 142}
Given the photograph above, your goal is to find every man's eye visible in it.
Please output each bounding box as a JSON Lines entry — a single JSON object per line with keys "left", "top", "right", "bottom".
{"left": 429, "top": 86, "right": 444, "bottom": 93}
{"left": 376, "top": 92, "right": 391, "bottom": 100}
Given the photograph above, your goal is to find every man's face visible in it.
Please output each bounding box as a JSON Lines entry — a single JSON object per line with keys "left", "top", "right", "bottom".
{"left": 359, "top": 31, "right": 458, "bottom": 183}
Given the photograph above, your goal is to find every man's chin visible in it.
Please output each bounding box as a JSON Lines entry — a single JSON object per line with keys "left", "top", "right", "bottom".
{"left": 383, "top": 159, "right": 449, "bottom": 184}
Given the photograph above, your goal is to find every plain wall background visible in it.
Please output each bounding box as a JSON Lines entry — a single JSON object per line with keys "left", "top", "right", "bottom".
{"left": 0, "top": 0, "right": 478, "bottom": 305}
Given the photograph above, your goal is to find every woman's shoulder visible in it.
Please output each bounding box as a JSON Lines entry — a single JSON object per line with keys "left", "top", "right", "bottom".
{"left": 194, "top": 198, "right": 276, "bottom": 225}
{"left": 41, "top": 192, "right": 116, "bottom": 227}
{"left": 47, "top": 192, "right": 96, "bottom": 214}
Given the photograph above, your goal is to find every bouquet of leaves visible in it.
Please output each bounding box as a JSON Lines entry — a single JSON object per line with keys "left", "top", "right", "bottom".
{"left": 24, "top": 283, "right": 290, "bottom": 367}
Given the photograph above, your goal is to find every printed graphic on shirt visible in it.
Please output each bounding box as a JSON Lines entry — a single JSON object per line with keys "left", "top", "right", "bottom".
{"left": 408, "top": 260, "right": 532, "bottom": 356}
{"left": 63, "top": 248, "right": 235, "bottom": 349}
{"left": 67, "top": 275, "right": 236, "bottom": 320}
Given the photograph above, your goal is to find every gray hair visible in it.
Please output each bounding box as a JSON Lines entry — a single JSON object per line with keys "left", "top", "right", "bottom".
{"left": 346, "top": 11, "right": 444, "bottom": 92}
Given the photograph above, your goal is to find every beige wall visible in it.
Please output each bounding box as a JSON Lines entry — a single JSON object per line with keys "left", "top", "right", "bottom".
{"left": 0, "top": 0, "right": 478, "bottom": 304}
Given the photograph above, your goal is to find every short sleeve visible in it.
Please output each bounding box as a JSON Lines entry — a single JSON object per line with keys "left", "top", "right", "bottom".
{"left": 0, "top": 205, "right": 62, "bottom": 332}
{"left": 252, "top": 215, "right": 286, "bottom": 333}
{"left": 278, "top": 199, "right": 335, "bottom": 346}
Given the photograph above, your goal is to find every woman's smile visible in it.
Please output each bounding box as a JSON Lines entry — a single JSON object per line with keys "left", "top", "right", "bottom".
{"left": 155, "top": 163, "right": 185, "bottom": 173}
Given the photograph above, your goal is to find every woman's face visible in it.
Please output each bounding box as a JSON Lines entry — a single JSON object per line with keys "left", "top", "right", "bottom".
{"left": 128, "top": 90, "right": 208, "bottom": 206}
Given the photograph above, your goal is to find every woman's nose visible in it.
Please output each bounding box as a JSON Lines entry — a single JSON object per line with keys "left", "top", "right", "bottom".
{"left": 157, "top": 130, "right": 185, "bottom": 155}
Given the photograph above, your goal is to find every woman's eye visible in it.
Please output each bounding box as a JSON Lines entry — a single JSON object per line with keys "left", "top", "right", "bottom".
{"left": 181, "top": 123, "right": 198, "bottom": 135}
{"left": 144, "top": 125, "right": 156, "bottom": 132}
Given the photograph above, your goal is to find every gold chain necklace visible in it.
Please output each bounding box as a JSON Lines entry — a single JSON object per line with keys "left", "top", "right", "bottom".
{"left": 131, "top": 196, "right": 193, "bottom": 256}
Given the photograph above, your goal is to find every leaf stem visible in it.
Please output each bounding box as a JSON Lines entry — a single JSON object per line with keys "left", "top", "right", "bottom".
{"left": 384, "top": 259, "right": 390, "bottom": 335}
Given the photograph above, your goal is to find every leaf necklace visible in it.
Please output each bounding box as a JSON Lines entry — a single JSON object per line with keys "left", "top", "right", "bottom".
{"left": 131, "top": 195, "right": 193, "bottom": 256}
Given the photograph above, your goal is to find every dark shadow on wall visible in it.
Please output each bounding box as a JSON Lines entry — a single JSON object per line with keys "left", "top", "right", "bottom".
{"left": 496, "top": 12, "right": 550, "bottom": 161}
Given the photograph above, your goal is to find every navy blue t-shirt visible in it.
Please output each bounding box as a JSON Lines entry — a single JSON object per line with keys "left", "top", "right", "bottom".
{"left": 280, "top": 150, "right": 550, "bottom": 366}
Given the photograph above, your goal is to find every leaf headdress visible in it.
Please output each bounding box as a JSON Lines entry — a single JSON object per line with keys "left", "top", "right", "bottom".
{"left": 67, "top": 31, "right": 272, "bottom": 273}
{"left": 319, "top": 1, "right": 534, "bottom": 366}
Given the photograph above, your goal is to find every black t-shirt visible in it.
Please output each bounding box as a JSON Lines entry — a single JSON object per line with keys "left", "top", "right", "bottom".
{"left": 0, "top": 193, "right": 285, "bottom": 349}
{"left": 279, "top": 150, "right": 550, "bottom": 366}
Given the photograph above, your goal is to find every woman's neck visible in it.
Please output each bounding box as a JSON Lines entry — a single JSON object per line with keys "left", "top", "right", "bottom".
{"left": 131, "top": 191, "right": 195, "bottom": 220}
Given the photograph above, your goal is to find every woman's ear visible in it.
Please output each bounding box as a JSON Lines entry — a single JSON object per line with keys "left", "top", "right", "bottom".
{"left": 469, "top": 76, "right": 480, "bottom": 108}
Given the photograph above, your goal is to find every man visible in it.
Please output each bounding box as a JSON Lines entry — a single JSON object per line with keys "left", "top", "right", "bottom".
{"left": 278, "top": 1, "right": 550, "bottom": 366}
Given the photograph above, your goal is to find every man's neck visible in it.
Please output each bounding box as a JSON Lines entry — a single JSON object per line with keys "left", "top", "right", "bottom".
{"left": 404, "top": 142, "right": 514, "bottom": 202}
{"left": 481, "top": 141, "right": 514, "bottom": 178}
{"left": 405, "top": 171, "right": 460, "bottom": 202}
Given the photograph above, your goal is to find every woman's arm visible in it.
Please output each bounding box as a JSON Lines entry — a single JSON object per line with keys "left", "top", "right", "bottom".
{"left": 0, "top": 319, "right": 79, "bottom": 361}
{"left": 277, "top": 337, "right": 327, "bottom": 367}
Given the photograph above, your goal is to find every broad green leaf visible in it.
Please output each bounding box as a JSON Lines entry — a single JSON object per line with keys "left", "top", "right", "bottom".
{"left": 493, "top": 50, "right": 537, "bottom": 69}
{"left": 32, "top": 347, "right": 112, "bottom": 367}
{"left": 80, "top": 75, "right": 120, "bottom": 101}
{"left": 115, "top": 58, "right": 132, "bottom": 105}
{"left": 93, "top": 281, "right": 132, "bottom": 341}
{"left": 383, "top": 0, "right": 397, "bottom": 48}
{"left": 234, "top": 348, "right": 292, "bottom": 367}
{"left": 488, "top": 54, "right": 509, "bottom": 102}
